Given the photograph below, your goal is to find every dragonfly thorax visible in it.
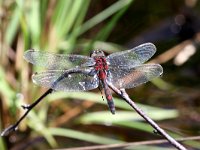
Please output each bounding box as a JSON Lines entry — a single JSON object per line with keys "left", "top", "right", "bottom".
{"left": 91, "top": 50, "right": 109, "bottom": 80}
{"left": 94, "top": 57, "right": 108, "bottom": 71}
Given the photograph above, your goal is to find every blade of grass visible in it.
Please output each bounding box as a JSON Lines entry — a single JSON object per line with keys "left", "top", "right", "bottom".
{"left": 95, "top": 1, "right": 131, "bottom": 41}
{"left": 83, "top": 3, "right": 131, "bottom": 52}
{"left": 0, "top": 138, "right": 6, "bottom": 150}
{"left": 20, "top": 11, "right": 29, "bottom": 49}
{"left": 40, "top": 0, "right": 49, "bottom": 26}
{"left": 65, "top": 0, "right": 90, "bottom": 52}
{"left": 52, "top": 0, "right": 87, "bottom": 40}
{"left": 0, "top": 67, "right": 15, "bottom": 107}
{"left": 37, "top": 101, "right": 49, "bottom": 126}
{"left": 5, "top": 0, "right": 23, "bottom": 45}
{"left": 78, "top": 0, "right": 133, "bottom": 35}
{"left": 182, "top": 140, "right": 200, "bottom": 149}
{"left": 114, "top": 121, "right": 154, "bottom": 133}
{"left": 27, "top": 111, "right": 57, "bottom": 148}
{"left": 151, "top": 78, "right": 174, "bottom": 91}
{"left": 52, "top": 0, "right": 72, "bottom": 30}
{"left": 59, "top": 0, "right": 86, "bottom": 38}
{"left": 50, "top": 0, "right": 87, "bottom": 51}
{"left": 48, "top": 91, "right": 169, "bottom": 111}
{"left": 25, "top": 0, "right": 41, "bottom": 47}
{"left": 127, "top": 145, "right": 175, "bottom": 150}
{"left": 78, "top": 110, "right": 178, "bottom": 124}
{"left": 49, "top": 127, "right": 124, "bottom": 144}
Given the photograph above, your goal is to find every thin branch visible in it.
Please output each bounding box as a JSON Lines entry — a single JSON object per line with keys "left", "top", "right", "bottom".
{"left": 107, "top": 82, "right": 187, "bottom": 150}
{"left": 1, "top": 89, "right": 53, "bottom": 136}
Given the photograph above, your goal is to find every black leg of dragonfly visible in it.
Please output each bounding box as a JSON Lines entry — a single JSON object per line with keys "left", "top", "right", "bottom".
{"left": 97, "top": 80, "right": 105, "bottom": 101}
{"left": 1, "top": 68, "right": 91, "bottom": 136}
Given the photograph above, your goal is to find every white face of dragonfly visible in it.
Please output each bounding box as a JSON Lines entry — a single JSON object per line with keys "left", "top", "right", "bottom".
{"left": 90, "top": 50, "right": 105, "bottom": 58}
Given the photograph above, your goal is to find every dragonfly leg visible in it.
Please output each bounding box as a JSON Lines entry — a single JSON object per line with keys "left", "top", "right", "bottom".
{"left": 97, "top": 80, "right": 105, "bottom": 101}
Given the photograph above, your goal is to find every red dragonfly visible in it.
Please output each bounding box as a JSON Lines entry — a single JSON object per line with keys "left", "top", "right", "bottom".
{"left": 1, "top": 43, "right": 163, "bottom": 136}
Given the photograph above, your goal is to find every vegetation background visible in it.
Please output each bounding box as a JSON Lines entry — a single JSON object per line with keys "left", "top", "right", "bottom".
{"left": 0, "top": 0, "right": 200, "bottom": 149}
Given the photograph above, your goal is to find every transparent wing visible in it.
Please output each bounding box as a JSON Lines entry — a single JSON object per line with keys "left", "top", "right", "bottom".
{"left": 24, "top": 50, "right": 95, "bottom": 70}
{"left": 32, "top": 70, "right": 99, "bottom": 91}
{"left": 108, "top": 64, "right": 163, "bottom": 89}
{"left": 107, "top": 43, "right": 156, "bottom": 67}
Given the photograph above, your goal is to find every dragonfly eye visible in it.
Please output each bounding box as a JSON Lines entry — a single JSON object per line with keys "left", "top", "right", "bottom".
{"left": 90, "top": 51, "right": 95, "bottom": 57}
{"left": 91, "top": 50, "right": 105, "bottom": 57}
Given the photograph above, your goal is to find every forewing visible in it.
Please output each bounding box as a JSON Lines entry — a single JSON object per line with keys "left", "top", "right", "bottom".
{"left": 108, "top": 64, "right": 163, "bottom": 89}
{"left": 24, "top": 50, "right": 95, "bottom": 70}
{"left": 107, "top": 43, "right": 156, "bottom": 67}
{"left": 32, "top": 70, "right": 99, "bottom": 91}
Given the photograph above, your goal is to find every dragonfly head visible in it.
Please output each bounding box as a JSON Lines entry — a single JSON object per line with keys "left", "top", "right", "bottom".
{"left": 90, "top": 50, "right": 105, "bottom": 58}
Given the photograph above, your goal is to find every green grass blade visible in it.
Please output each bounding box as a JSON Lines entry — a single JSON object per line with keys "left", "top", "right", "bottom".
{"left": 52, "top": 0, "right": 87, "bottom": 39}
{"left": 151, "top": 78, "right": 175, "bottom": 90}
{"left": 59, "top": 0, "right": 86, "bottom": 38}
{"left": 79, "top": 109, "right": 178, "bottom": 124}
{"left": 65, "top": 0, "right": 90, "bottom": 52}
{"left": 83, "top": 5, "right": 131, "bottom": 52}
{"left": 79, "top": 0, "right": 133, "bottom": 35}
{"left": 40, "top": 0, "right": 49, "bottom": 26}
{"left": 114, "top": 121, "right": 153, "bottom": 133}
{"left": 95, "top": 2, "right": 131, "bottom": 41}
{"left": 52, "top": 0, "right": 72, "bottom": 28}
{"left": 27, "top": 111, "right": 57, "bottom": 148}
{"left": 0, "top": 67, "right": 15, "bottom": 106}
{"left": 48, "top": 91, "right": 170, "bottom": 111}
{"left": 5, "top": 0, "right": 23, "bottom": 45}
{"left": 0, "top": 138, "right": 6, "bottom": 150}
{"left": 25, "top": 0, "right": 41, "bottom": 47}
{"left": 128, "top": 145, "right": 176, "bottom": 150}
{"left": 20, "top": 11, "right": 29, "bottom": 49}
{"left": 49, "top": 127, "right": 124, "bottom": 144}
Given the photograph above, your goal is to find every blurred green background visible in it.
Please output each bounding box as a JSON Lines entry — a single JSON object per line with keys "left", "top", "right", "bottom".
{"left": 0, "top": 0, "right": 200, "bottom": 149}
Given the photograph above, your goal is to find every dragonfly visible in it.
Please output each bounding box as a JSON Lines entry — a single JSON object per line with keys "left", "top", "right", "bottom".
{"left": 1, "top": 43, "right": 163, "bottom": 136}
